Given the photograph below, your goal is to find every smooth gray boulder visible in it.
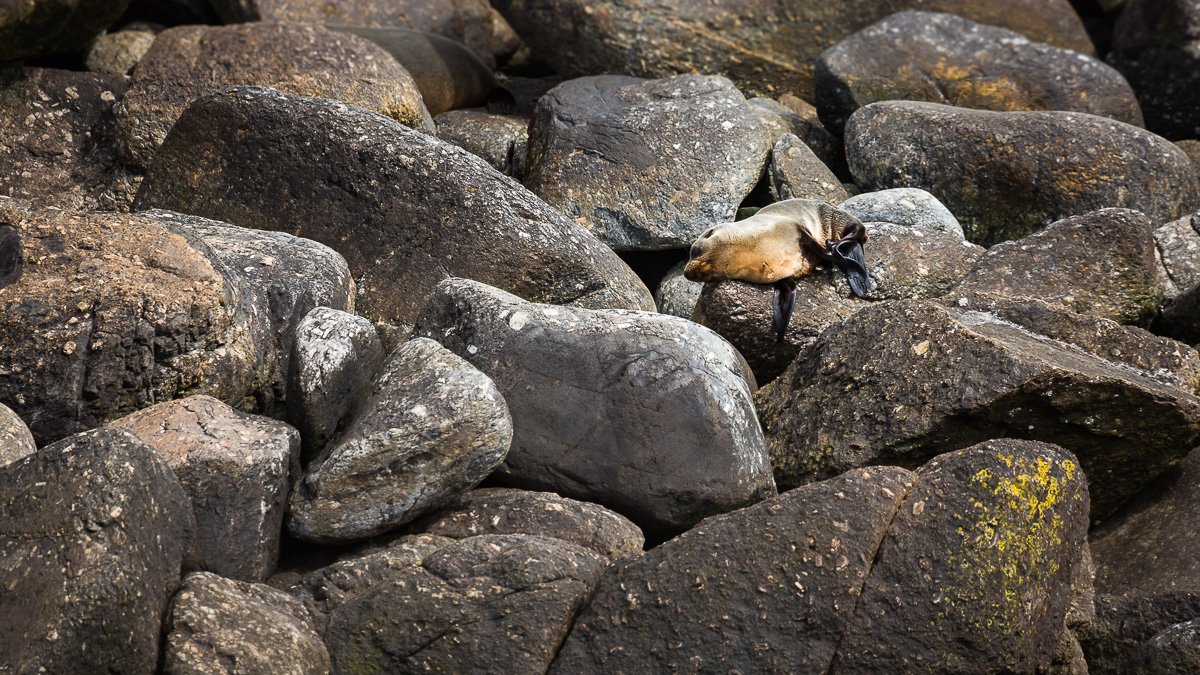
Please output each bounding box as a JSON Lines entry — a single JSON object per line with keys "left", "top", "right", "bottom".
{"left": 435, "top": 110, "right": 529, "bottom": 178}
{"left": 413, "top": 278, "right": 775, "bottom": 539}
{"left": 840, "top": 188, "right": 963, "bottom": 239}
{"left": 0, "top": 403, "right": 35, "bottom": 467}
{"left": 110, "top": 396, "right": 300, "bottom": 582}
{"left": 288, "top": 338, "right": 512, "bottom": 543}
{"left": 768, "top": 133, "right": 849, "bottom": 203}
{"left": 524, "top": 74, "right": 770, "bottom": 251}
{"left": 654, "top": 260, "right": 704, "bottom": 320}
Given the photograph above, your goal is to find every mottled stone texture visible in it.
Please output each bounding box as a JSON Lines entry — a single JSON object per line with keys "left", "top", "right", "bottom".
{"left": 0, "top": 0, "right": 131, "bottom": 61}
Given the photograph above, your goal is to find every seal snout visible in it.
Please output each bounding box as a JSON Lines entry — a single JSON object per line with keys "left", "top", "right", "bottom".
{"left": 683, "top": 228, "right": 718, "bottom": 282}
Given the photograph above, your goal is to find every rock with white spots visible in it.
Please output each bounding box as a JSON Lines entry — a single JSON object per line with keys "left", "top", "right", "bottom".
{"left": 0, "top": 403, "right": 35, "bottom": 467}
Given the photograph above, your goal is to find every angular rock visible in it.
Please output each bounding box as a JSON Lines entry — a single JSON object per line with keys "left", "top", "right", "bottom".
{"left": 654, "top": 260, "right": 703, "bottom": 319}
{"left": 833, "top": 440, "right": 1089, "bottom": 672}
{"left": 0, "top": 0, "right": 130, "bottom": 61}
{"left": 755, "top": 299, "right": 1200, "bottom": 516}
{"left": 1110, "top": 0, "right": 1200, "bottom": 139}
{"left": 146, "top": 209, "right": 356, "bottom": 413}
{"left": 324, "top": 534, "right": 606, "bottom": 673}
{"left": 413, "top": 278, "right": 775, "bottom": 539}
{"left": 694, "top": 223, "right": 982, "bottom": 384}
{"left": 552, "top": 466, "right": 913, "bottom": 673}
{"left": 0, "top": 402, "right": 35, "bottom": 467}
{"left": 110, "top": 396, "right": 299, "bottom": 582}
{"left": 524, "top": 74, "right": 770, "bottom": 251}
{"left": 0, "top": 68, "right": 138, "bottom": 212}
{"left": 490, "top": 0, "right": 1092, "bottom": 98}
{"left": 86, "top": 29, "right": 156, "bottom": 77}
{"left": 846, "top": 101, "right": 1199, "bottom": 245}
{"left": 164, "top": 571, "right": 329, "bottom": 675}
{"left": 287, "top": 307, "right": 385, "bottom": 459}
{"left": 288, "top": 337, "right": 512, "bottom": 543}
{"left": 840, "top": 187, "right": 964, "bottom": 239}
{"left": 1155, "top": 210, "right": 1200, "bottom": 342}
{"left": 1131, "top": 619, "right": 1200, "bottom": 674}
{"left": 411, "top": 488, "right": 644, "bottom": 562}
{"left": 952, "top": 208, "right": 1163, "bottom": 324}
{"left": 750, "top": 96, "right": 842, "bottom": 179}
{"left": 1090, "top": 447, "right": 1200, "bottom": 595}
{"left": 207, "top": 0, "right": 521, "bottom": 69}
{"left": 768, "top": 133, "right": 849, "bottom": 203}
{"left": 0, "top": 201, "right": 266, "bottom": 444}
{"left": 115, "top": 23, "right": 432, "bottom": 172}
{"left": 134, "top": 86, "right": 653, "bottom": 338}
{"left": 1077, "top": 592, "right": 1200, "bottom": 675}
{"left": 435, "top": 109, "right": 529, "bottom": 178}
{"left": 815, "top": 11, "right": 1142, "bottom": 135}
{"left": 0, "top": 428, "right": 193, "bottom": 674}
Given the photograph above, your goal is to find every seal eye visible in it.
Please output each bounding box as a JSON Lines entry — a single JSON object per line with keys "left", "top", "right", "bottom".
{"left": 689, "top": 242, "right": 702, "bottom": 259}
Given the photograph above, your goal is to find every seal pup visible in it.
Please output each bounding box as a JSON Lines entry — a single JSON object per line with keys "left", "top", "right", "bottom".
{"left": 683, "top": 199, "right": 873, "bottom": 341}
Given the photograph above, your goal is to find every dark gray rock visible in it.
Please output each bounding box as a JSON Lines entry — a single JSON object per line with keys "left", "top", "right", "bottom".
{"left": 1077, "top": 592, "right": 1200, "bottom": 675}
{"left": 846, "top": 101, "right": 1199, "bottom": 245}
{"left": 435, "top": 110, "right": 529, "bottom": 178}
{"left": 1132, "top": 619, "right": 1200, "bottom": 675}
{"left": 134, "top": 86, "right": 653, "bottom": 340}
{"left": 840, "top": 187, "right": 964, "bottom": 238}
{"left": 324, "top": 534, "right": 606, "bottom": 673}
{"left": 0, "top": 0, "right": 130, "bottom": 61}
{"left": 552, "top": 466, "right": 914, "bottom": 674}
{"left": 749, "top": 96, "right": 842, "bottom": 178}
{"left": 694, "top": 223, "right": 982, "bottom": 384}
{"left": 0, "top": 428, "right": 193, "bottom": 674}
{"left": 755, "top": 299, "right": 1200, "bottom": 517}
{"left": 654, "top": 260, "right": 703, "bottom": 319}
{"left": 1155, "top": 211, "right": 1200, "bottom": 342}
{"left": 0, "top": 201, "right": 268, "bottom": 445}
{"left": 0, "top": 68, "right": 139, "bottom": 212}
{"left": 288, "top": 338, "right": 512, "bottom": 543}
{"left": 833, "top": 440, "right": 1089, "bottom": 673}
{"left": 489, "top": 0, "right": 1093, "bottom": 98}
{"left": 1090, "top": 447, "right": 1200, "bottom": 595}
{"left": 768, "top": 133, "right": 849, "bottom": 203}
{"left": 0, "top": 403, "right": 35, "bottom": 467}
{"left": 115, "top": 23, "right": 431, "bottom": 172}
{"left": 164, "top": 571, "right": 329, "bottom": 675}
{"left": 86, "top": 30, "right": 156, "bottom": 77}
{"left": 815, "top": 11, "right": 1143, "bottom": 135}
{"left": 413, "top": 278, "right": 774, "bottom": 539}
{"left": 411, "top": 488, "right": 644, "bottom": 562}
{"left": 1110, "top": 0, "right": 1200, "bottom": 139}
{"left": 952, "top": 208, "right": 1163, "bottom": 325}
{"left": 287, "top": 307, "right": 386, "bottom": 460}
{"left": 110, "top": 396, "right": 300, "bottom": 582}
{"left": 524, "top": 74, "right": 770, "bottom": 251}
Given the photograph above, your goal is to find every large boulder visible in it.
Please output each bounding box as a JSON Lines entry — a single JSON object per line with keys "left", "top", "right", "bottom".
{"left": 288, "top": 338, "right": 512, "bottom": 543}
{"left": 815, "top": 11, "right": 1142, "bottom": 135}
{"left": 1109, "top": 0, "right": 1200, "bottom": 139}
{"left": 846, "top": 101, "right": 1199, "bottom": 245}
{"left": 768, "top": 133, "right": 849, "bottom": 203}
{"left": 413, "top": 278, "right": 775, "bottom": 539}
{"left": 134, "top": 86, "right": 653, "bottom": 340}
{"left": 952, "top": 208, "right": 1163, "bottom": 325}
{"left": 840, "top": 187, "right": 964, "bottom": 238}
{"left": 755, "top": 299, "right": 1200, "bottom": 516}
{"left": 489, "top": 0, "right": 1092, "bottom": 98}
{"left": 1078, "top": 593, "right": 1200, "bottom": 675}
{"left": 0, "top": 403, "right": 35, "bottom": 467}
{"left": 1155, "top": 210, "right": 1200, "bottom": 342}
{"left": 0, "top": 201, "right": 267, "bottom": 444}
{"left": 552, "top": 466, "right": 915, "bottom": 673}
{"left": 524, "top": 74, "right": 770, "bottom": 251}
{"left": 834, "top": 440, "right": 1089, "bottom": 672}
{"left": 435, "top": 110, "right": 529, "bottom": 178}
{"left": 0, "top": 0, "right": 130, "bottom": 61}
{"left": 110, "top": 396, "right": 300, "bottom": 582}
{"left": 115, "top": 23, "right": 431, "bottom": 172}
{"left": 0, "top": 68, "right": 138, "bottom": 211}
{"left": 0, "top": 428, "right": 193, "bottom": 674}
{"left": 164, "top": 572, "right": 329, "bottom": 675}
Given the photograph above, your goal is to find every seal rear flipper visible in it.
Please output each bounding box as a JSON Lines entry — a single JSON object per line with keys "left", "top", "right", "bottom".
{"left": 772, "top": 278, "right": 798, "bottom": 343}
{"left": 830, "top": 239, "right": 874, "bottom": 299}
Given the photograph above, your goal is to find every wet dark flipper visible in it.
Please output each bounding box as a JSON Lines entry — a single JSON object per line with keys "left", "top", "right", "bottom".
{"left": 772, "top": 278, "right": 798, "bottom": 343}
{"left": 829, "top": 239, "right": 873, "bottom": 298}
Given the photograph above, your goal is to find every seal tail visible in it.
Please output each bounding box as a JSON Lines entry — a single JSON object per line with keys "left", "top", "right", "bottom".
{"left": 772, "top": 278, "right": 798, "bottom": 343}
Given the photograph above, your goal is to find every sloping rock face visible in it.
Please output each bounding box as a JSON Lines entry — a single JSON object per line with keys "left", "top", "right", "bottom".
{"left": 524, "top": 74, "right": 770, "bottom": 251}
{"left": 846, "top": 101, "right": 1199, "bottom": 245}
{"left": 0, "top": 428, "right": 193, "bottom": 674}
{"left": 134, "top": 86, "right": 653, "bottom": 338}
{"left": 489, "top": 0, "right": 1092, "bottom": 97}
{"left": 115, "top": 22, "right": 431, "bottom": 172}
{"left": 0, "top": 0, "right": 130, "bottom": 61}
{"left": 0, "top": 201, "right": 266, "bottom": 444}
{"left": 413, "top": 278, "right": 774, "bottom": 539}
{"left": 755, "top": 299, "right": 1200, "bottom": 517}
{"left": 0, "top": 68, "right": 138, "bottom": 211}
{"left": 815, "top": 11, "right": 1142, "bottom": 135}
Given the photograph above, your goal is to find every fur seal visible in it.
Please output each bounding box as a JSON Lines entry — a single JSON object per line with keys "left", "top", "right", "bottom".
{"left": 684, "top": 199, "right": 873, "bottom": 340}
{"left": 328, "top": 26, "right": 514, "bottom": 116}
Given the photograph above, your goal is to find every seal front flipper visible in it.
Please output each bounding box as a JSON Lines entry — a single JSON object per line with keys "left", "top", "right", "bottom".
{"left": 829, "top": 239, "right": 873, "bottom": 298}
{"left": 772, "top": 277, "right": 798, "bottom": 343}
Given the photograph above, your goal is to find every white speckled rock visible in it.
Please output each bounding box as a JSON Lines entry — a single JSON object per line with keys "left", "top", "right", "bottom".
{"left": 840, "top": 188, "right": 964, "bottom": 239}
{"left": 288, "top": 338, "right": 512, "bottom": 543}
{"left": 0, "top": 403, "right": 35, "bottom": 467}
